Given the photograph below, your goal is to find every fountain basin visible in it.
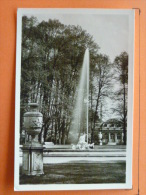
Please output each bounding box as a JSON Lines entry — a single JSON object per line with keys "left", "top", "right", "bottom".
{"left": 19, "top": 145, "right": 126, "bottom": 164}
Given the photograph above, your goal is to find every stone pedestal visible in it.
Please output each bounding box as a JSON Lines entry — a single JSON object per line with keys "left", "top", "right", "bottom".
{"left": 22, "top": 146, "right": 44, "bottom": 175}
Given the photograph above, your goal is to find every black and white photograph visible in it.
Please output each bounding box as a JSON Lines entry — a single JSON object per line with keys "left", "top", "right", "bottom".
{"left": 14, "top": 9, "right": 135, "bottom": 191}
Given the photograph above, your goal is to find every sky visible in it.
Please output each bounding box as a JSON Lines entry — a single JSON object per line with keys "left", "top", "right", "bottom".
{"left": 24, "top": 12, "right": 129, "bottom": 62}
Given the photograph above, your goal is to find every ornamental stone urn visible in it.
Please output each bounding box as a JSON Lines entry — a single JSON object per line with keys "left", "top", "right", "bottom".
{"left": 22, "top": 103, "right": 44, "bottom": 175}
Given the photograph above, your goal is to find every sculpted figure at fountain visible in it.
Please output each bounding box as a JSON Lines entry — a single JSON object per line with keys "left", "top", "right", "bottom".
{"left": 71, "top": 133, "right": 94, "bottom": 150}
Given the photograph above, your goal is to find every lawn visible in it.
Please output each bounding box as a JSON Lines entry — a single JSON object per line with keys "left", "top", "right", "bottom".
{"left": 20, "top": 162, "right": 126, "bottom": 184}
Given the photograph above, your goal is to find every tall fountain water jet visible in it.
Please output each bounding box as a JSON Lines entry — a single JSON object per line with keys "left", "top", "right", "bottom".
{"left": 68, "top": 48, "right": 89, "bottom": 144}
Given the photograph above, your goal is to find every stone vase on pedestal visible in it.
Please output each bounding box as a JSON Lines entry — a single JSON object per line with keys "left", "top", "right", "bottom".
{"left": 22, "top": 103, "right": 44, "bottom": 175}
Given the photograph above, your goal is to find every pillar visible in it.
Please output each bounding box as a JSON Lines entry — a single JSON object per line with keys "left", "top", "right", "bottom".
{"left": 121, "top": 132, "right": 124, "bottom": 143}
{"left": 115, "top": 133, "right": 117, "bottom": 143}
{"left": 98, "top": 131, "right": 102, "bottom": 145}
{"left": 108, "top": 132, "right": 111, "bottom": 142}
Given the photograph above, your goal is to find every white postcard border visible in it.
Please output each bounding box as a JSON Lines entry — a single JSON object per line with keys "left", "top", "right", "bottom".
{"left": 14, "top": 8, "right": 135, "bottom": 191}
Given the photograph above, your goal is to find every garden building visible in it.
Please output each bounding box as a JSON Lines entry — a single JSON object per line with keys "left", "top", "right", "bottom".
{"left": 100, "top": 119, "right": 124, "bottom": 145}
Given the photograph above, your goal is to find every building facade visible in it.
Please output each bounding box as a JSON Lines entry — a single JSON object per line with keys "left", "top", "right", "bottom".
{"left": 98, "top": 119, "right": 124, "bottom": 145}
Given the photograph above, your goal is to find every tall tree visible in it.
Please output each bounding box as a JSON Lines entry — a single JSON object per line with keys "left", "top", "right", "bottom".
{"left": 89, "top": 54, "right": 112, "bottom": 143}
{"left": 113, "top": 51, "right": 128, "bottom": 145}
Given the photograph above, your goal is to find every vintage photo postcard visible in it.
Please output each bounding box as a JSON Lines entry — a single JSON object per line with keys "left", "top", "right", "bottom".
{"left": 14, "top": 8, "right": 135, "bottom": 191}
